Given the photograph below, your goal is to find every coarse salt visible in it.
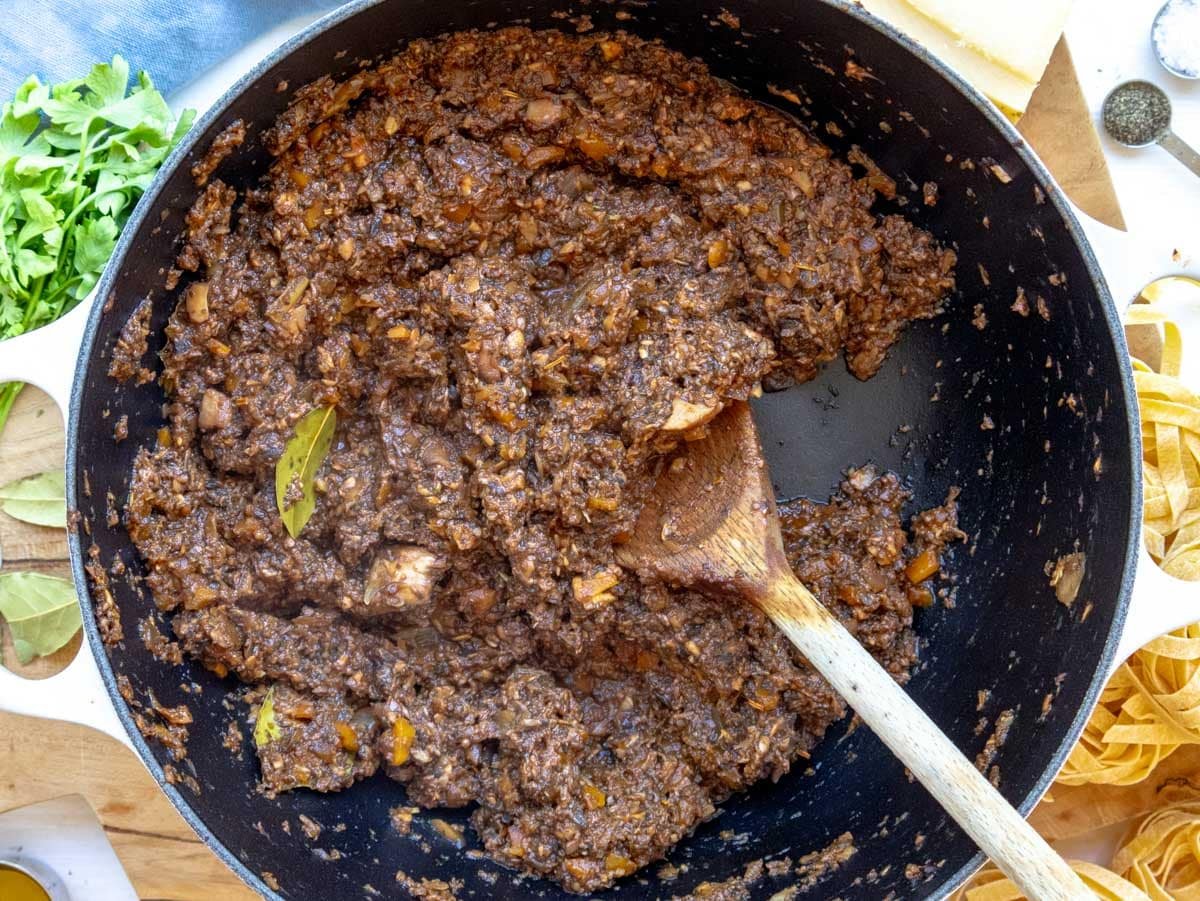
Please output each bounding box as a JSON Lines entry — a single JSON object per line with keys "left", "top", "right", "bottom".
{"left": 1155, "top": 0, "right": 1200, "bottom": 76}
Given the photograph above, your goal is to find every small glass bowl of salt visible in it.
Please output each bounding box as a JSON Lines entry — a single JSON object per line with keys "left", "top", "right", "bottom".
{"left": 1153, "top": 0, "right": 1200, "bottom": 79}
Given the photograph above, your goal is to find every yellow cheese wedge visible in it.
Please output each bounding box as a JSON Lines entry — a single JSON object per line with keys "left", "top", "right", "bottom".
{"left": 904, "top": 0, "right": 1074, "bottom": 83}
{"left": 859, "top": 0, "right": 1073, "bottom": 118}
{"left": 859, "top": 0, "right": 1035, "bottom": 115}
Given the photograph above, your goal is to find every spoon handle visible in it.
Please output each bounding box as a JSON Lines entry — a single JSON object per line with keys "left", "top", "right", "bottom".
{"left": 761, "top": 574, "right": 1092, "bottom": 901}
{"left": 1159, "top": 130, "right": 1200, "bottom": 180}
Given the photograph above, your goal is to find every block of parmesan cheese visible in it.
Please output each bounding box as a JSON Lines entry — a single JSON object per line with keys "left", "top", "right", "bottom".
{"left": 858, "top": 0, "right": 1075, "bottom": 118}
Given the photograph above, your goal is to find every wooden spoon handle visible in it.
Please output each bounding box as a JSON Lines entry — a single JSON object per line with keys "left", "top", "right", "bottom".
{"left": 762, "top": 575, "right": 1092, "bottom": 901}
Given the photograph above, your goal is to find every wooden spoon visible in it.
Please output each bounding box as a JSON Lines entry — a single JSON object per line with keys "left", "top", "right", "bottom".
{"left": 617, "top": 401, "right": 1091, "bottom": 900}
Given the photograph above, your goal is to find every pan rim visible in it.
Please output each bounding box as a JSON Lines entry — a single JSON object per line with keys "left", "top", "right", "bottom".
{"left": 62, "top": 2, "right": 1141, "bottom": 898}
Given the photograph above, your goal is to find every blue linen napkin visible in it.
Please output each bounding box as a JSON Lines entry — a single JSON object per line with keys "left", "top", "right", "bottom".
{"left": 1, "top": 0, "right": 339, "bottom": 101}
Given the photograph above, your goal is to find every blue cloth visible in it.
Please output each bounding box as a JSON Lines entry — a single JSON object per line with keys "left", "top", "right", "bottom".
{"left": 0, "top": 1, "right": 339, "bottom": 100}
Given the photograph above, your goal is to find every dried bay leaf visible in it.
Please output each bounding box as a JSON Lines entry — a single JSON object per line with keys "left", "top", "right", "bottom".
{"left": 0, "top": 469, "right": 67, "bottom": 528}
{"left": 0, "top": 572, "right": 81, "bottom": 664}
{"left": 274, "top": 406, "right": 336, "bottom": 538}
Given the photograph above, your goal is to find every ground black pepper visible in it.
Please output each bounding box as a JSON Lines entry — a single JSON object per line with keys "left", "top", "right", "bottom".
{"left": 1102, "top": 80, "right": 1172, "bottom": 146}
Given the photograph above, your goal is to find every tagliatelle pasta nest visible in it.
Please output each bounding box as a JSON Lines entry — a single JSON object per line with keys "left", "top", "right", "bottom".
{"left": 1057, "top": 622, "right": 1200, "bottom": 786}
{"left": 1128, "top": 302, "right": 1200, "bottom": 581}
{"left": 1111, "top": 799, "right": 1200, "bottom": 898}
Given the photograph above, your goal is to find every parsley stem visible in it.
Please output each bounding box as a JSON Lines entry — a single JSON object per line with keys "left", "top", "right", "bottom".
{"left": 42, "top": 276, "right": 85, "bottom": 323}
{"left": 0, "top": 382, "right": 23, "bottom": 438}
{"left": 18, "top": 275, "right": 47, "bottom": 334}
{"left": 58, "top": 184, "right": 126, "bottom": 233}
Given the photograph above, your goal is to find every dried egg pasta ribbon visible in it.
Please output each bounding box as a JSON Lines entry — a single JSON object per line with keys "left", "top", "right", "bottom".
{"left": 1111, "top": 798, "right": 1200, "bottom": 899}
{"left": 1056, "top": 301, "right": 1200, "bottom": 787}
{"left": 1058, "top": 625, "right": 1200, "bottom": 786}
{"left": 954, "top": 860, "right": 1148, "bottom": 900}
{"left": 1129, "top": 304, "right": 1200, "bottom": 579}
{"left": 1126, "top": 305, "right": 1184, "bottom": 377}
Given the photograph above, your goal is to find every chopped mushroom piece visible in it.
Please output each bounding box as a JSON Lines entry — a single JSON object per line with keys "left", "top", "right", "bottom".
{"left": 185, "top": 282, "right": 210, "bottom": 323}
{"left": 572, "top": 568, "right": 621, "bottom": 610}
{"left": 524, "top": 98, "right": 563, "bottom": 128}
{"left": 660, "top": 398, "right": 720, "bottom": 433}
{"left": 362, "top": 545, "right": 447, "bottom": 613}
{"left": 198, "top": 388, "right": 232, "bottom": 430}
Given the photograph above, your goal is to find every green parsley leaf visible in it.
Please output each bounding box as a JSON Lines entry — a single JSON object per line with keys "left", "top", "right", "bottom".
{"left": 74, "top": 215, "right": 119, "bottom": 279}
{"left": 0, "top": 57, "right": 192, "bottom": 437}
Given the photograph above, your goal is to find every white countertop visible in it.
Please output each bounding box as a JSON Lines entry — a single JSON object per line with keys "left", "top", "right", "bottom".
{"left": 1068, "top": 0, "right": 1199, "bottom": 262}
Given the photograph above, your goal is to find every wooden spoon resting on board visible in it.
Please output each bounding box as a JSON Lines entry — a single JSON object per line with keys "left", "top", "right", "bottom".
{"left": 616, "top": 402, "right": 1090, "bottom": 901}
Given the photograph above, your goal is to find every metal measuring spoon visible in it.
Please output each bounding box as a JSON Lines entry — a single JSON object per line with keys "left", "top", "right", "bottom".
{"left": 1153, "top": 0, "right": 1200, "bottom": 79}
{"left": 1102, "top": 80, "right": 1200, "bottom": 178}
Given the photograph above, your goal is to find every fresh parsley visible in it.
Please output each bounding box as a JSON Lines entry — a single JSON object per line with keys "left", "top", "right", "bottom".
{"left": 0, "top": 56, "right": 193, "bottom": 434}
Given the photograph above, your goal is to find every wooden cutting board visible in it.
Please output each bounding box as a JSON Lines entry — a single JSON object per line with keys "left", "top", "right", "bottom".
{"left": 0, "top": 43, "right": 1121, "bottom": 901}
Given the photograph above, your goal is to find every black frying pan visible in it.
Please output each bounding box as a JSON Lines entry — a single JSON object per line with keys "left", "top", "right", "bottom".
{"left": 0, "top": 0, "right": 1176, "bottom": 897}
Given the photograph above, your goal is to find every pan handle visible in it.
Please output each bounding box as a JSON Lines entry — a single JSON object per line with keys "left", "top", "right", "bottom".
{"left": 1111, "top": 290, "right": 1200, "bottom": 671}
{"left": 0, "top": 296, "right": 92, "bottom": 412}
{"left": 0, "top": 295, "right": 134, "bottom": 749}
{"left": 1115, "top": 544, "right": 1200, "bottom": 669}
{"left": 1071, "top": 208, "right": 1200, "bottom": 672}
{"left": 0, "top": 638, "right": 133, "bottom": 749}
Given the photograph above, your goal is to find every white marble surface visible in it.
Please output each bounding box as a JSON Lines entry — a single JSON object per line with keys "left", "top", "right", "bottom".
{"left": 1067, "top": 0, "right": 1200, "bottom": 263}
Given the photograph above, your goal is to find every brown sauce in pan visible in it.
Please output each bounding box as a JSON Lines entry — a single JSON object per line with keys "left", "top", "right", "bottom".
{"left": 121, "top": 27, "right": 959, "bottom": 891}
